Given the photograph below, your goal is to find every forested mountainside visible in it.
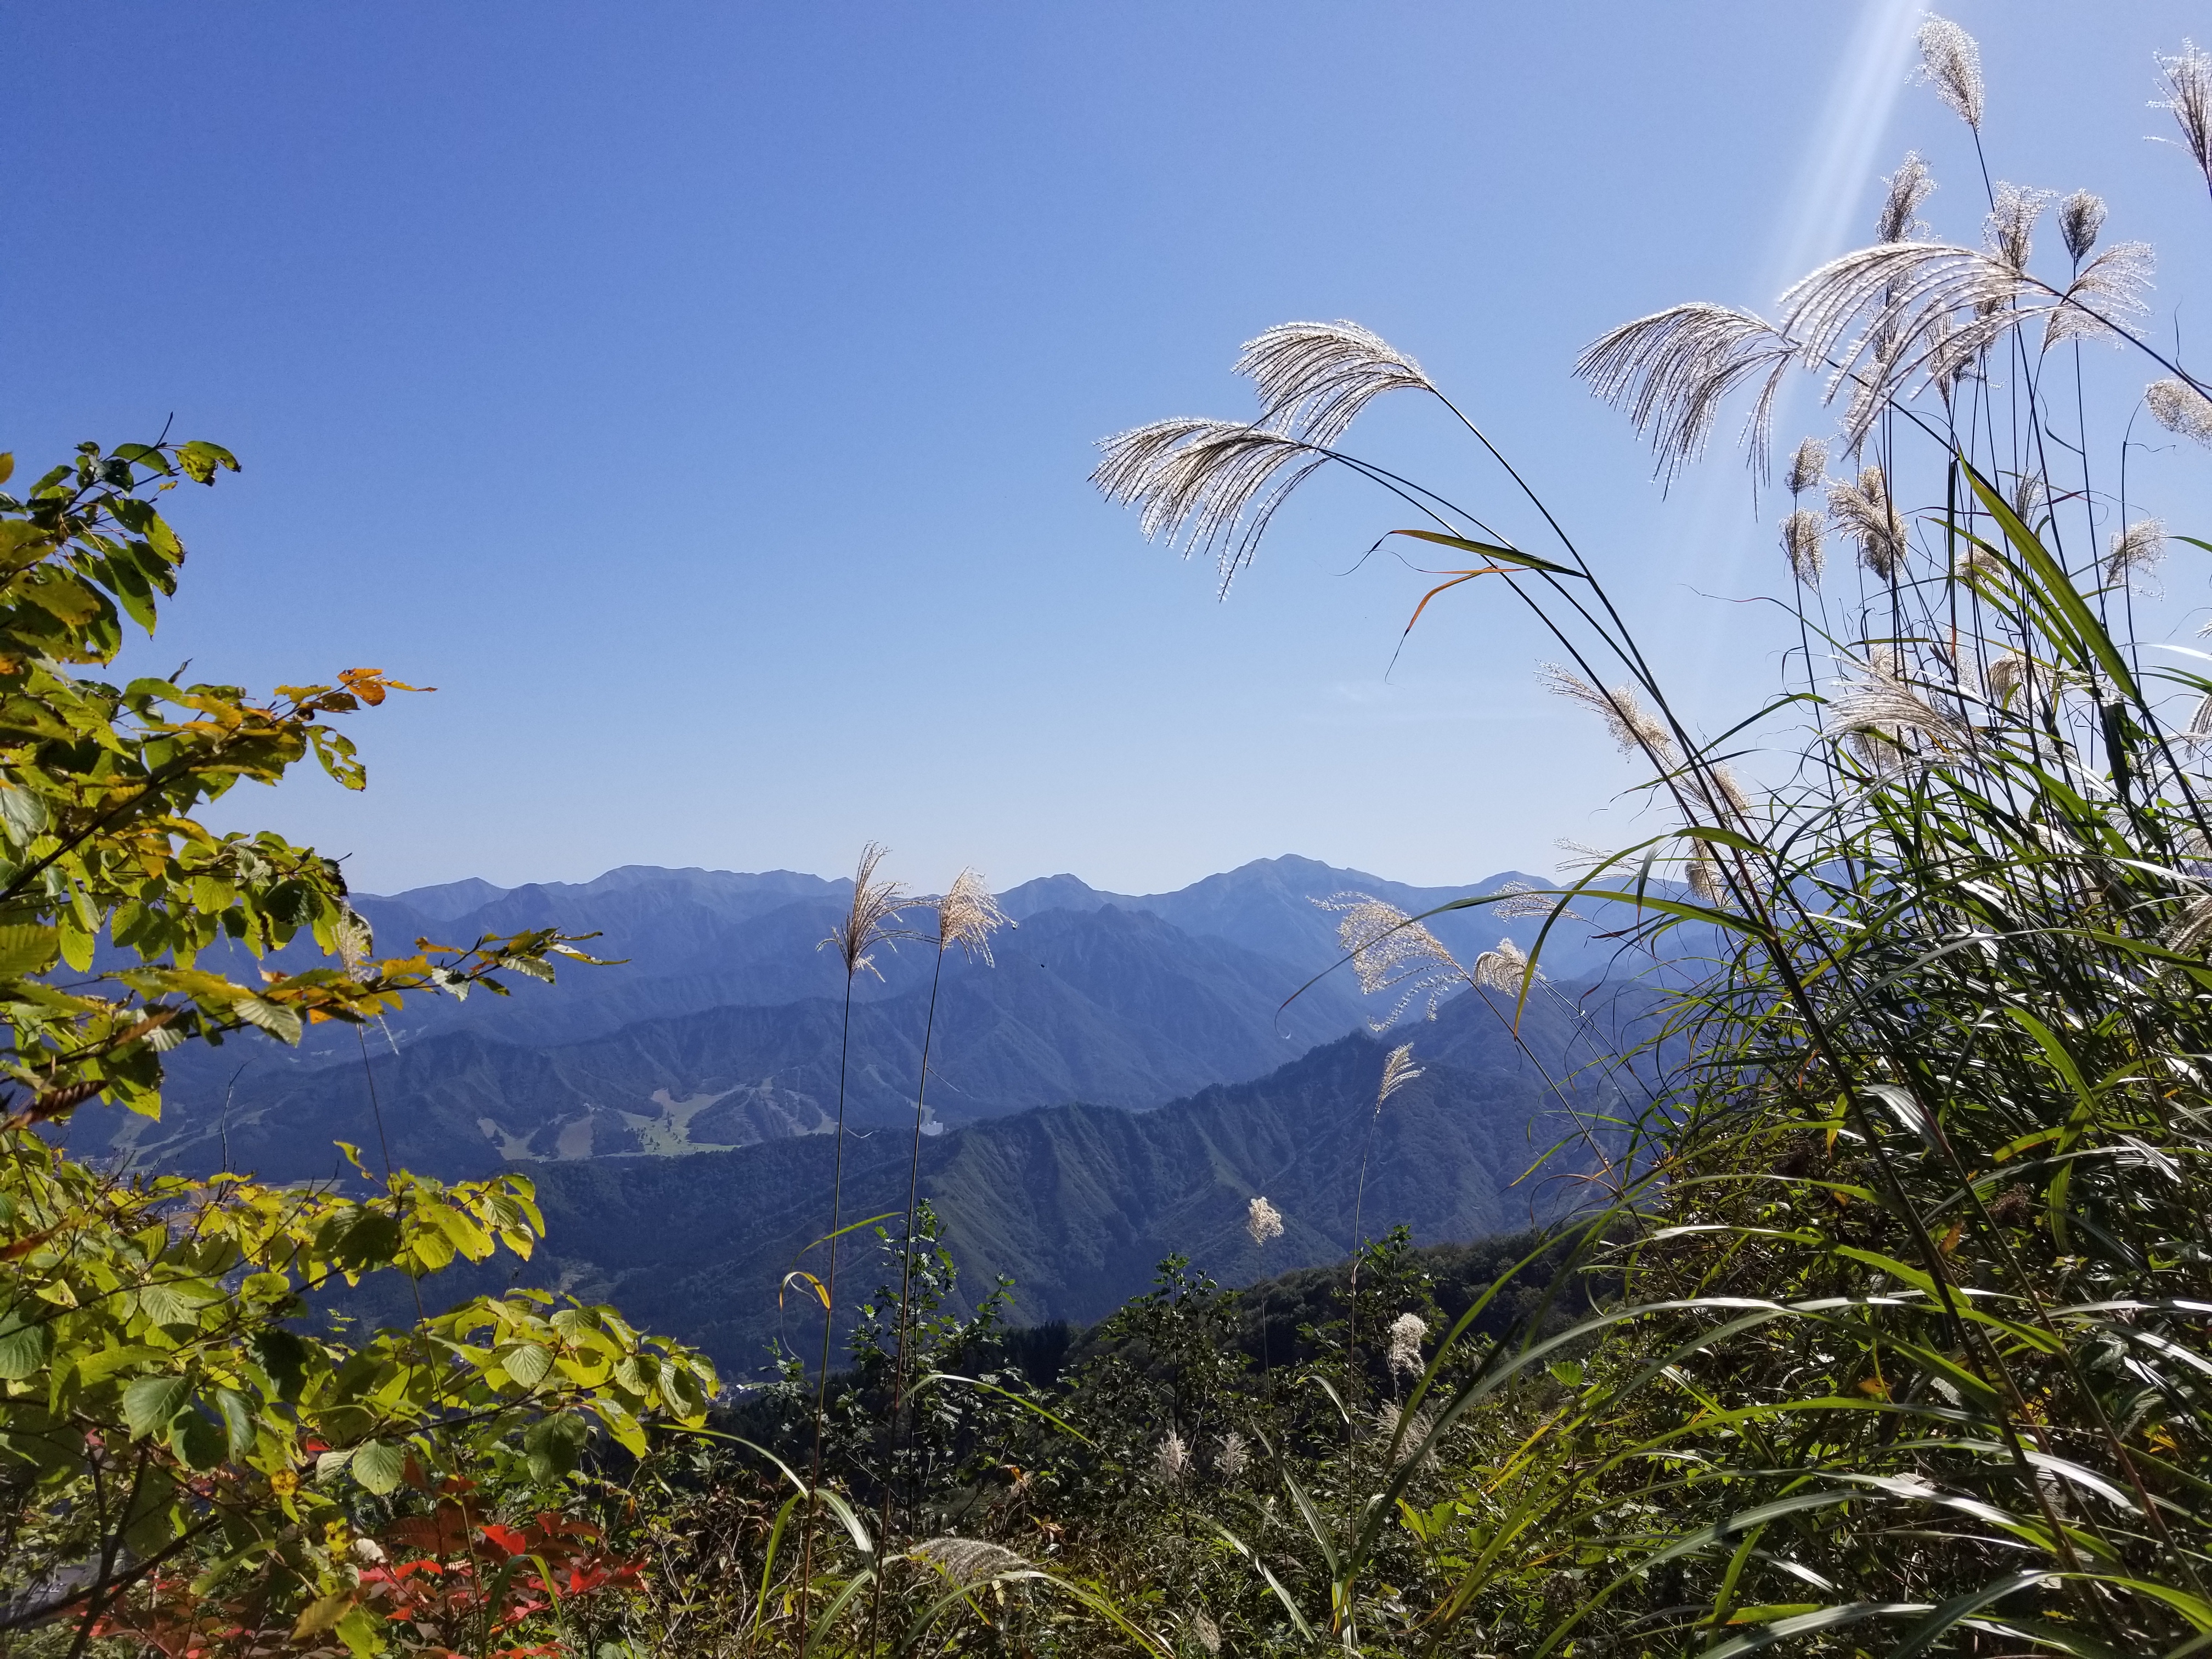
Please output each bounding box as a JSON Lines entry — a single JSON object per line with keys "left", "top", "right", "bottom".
{"left": 65, "top": 855, "right": 1629, "bottom": 1178}
{"left": 330, "top": 980, "right": 1652, "bottom": 1373}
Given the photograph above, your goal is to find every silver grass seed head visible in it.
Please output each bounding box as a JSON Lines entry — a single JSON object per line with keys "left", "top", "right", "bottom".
{"left": 1193, "top": 1611, "right": 1223, "bottom": 1655}
{"left": 2168, "top": 894, "right": 2212, "bottom": 957}
{"left": 2148, "top": 379, "right": 2212, "bottom": 446}
{"left": 2183, "top": 691, "right": 2212, "bottom": 742}
{"left": 2107, "top": 517, "right": 2167, "bottom": 585}
{"left": 2044, "top": 239, "right": 2154, "bottom": 352}
{"left": 1153, "top": 1431, "right": 1190, "bottom": 1482}
{"left": 1317, "top": 893, "right": 1467, "bottom": 1028}
{"left": 1785, "top": 436, "right": 1829, "bottom": 498}
{"left": 823, "top": 842, "right": 912, "bottom": 981}
{"left": 910, "top": 1536, "right": 1034, "bottom": 1587}
{"left": 1917, "top": 16, "right": 1985, "bottom": 129}
{"left": 1828, "top": 466, "right": 1906, "bottom": 582}
{"left": 1539, "top": 664, "right": 1679, "bottom": 761}
{"left": 1876, "top": 151, "right": 1936, "bottom": 243}
{"left": 1235, "top": 320, "right": 1435, "bottom": 448}
{"left": 1245, "top": 1194, "right": 1284, "bottom": 1248}
{"left": 1707, "top": 763, "right": 1754, "bottom": 822}
{"left": 1781, "top": 509, "right": 1825, "bottom": 586}
{"left": 1575, "top": 302, "right": 1797, "bottom": 483}
{"left": 1685, "top": 842, "right": 1722, "bottom": 904}
{"left": 1378, "top": 1042, "right": 1423, "bottom": 1107}
{"left": 1375, "top": 1400, "right": 1441, "bottom": 1470}
{"left": 1985, "top": 651, "right": 2030, "bottom": 706}
{"left": 1957, "top": 541, "right": 2010, "bottom": 590}
{"left": 1827, "top": 659, "right": 1972, "bottom": 753}
{"left": 1091, "top": 416, "right": 1327, "bottom": 596}
{"left": 1985, "top": 183, "right": 2054, "bottom": 274}
{"left": 334, "top": 905, "right": 374, "bottom": 977}
{"left": 1215, "top": 1432, "right": 1249, "bottom": 1482}
{"left": 2059, "top": 190, "right": 2107, "bottom": 263}
{"left": 1778, "top": 243, "right": 2041, "bottom": 450}
{"left": 1488, "top": 878, "right": 1551, "bottom": 919}
{"left": 1554, "top": 838, "right": 1610, "bottom": 874}
{"left": 2156, "top": 42, "right": 2212, "bottom": 190}
{"left": 936, "top": 867, "right": 1008, "bottom": 963}
{"left": 1488, "top": 878, "right": 1584, "bottom": 925}
{"left": 1386, "top": 1311, "right": 1427, "bottom": 1375}
{"left": 1472, "top": 936, "right": 1535, "bottom": 993}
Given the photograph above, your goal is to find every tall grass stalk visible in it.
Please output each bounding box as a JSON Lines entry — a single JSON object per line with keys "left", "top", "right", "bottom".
{"left": 800, "top": 842, "right": 908, "bottom": 1630}
{"left": 1092, "top": 17, "right": 2212, "bottom": 1648}
{"left": 864, "top": 869, "right": 1004, "bottom": 1651}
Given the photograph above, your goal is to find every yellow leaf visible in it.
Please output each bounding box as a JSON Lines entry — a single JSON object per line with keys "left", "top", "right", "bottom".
{"left": 293, "top": 1590, "right": 355, "bottom": 1639}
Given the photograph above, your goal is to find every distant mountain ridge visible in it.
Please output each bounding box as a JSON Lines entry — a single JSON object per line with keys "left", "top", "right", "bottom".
{"left": 326, "top": 980, "right": 1652, "bottom": 1373}
{"left": 111, "top": 904, "right": 1374, "bottom": 1179}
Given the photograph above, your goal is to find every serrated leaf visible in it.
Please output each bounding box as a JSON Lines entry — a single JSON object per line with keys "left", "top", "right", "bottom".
{"left": 122, "top": 1374, "right": 192, "bottom": 1438}
{"left": 0, "top": 1318, "right": 48, "bottom": 1379}
{"left": 292, "top": 1590, "right": 355, "bottom": 1639}
{"left": 351, "top": 1440, "right": 408, "bottom": 1494}
{"left": 501, "top": 1342, "right": 553, "bottom": 1390}
{"left": 172, "top": 1408, "right": 225, "bottom": 1471}
{"left": 215, "top": 1387, "right": 255, "bottom": 1459}
{"left": 230, "top": 994, "right": 302, "bottom": 1045}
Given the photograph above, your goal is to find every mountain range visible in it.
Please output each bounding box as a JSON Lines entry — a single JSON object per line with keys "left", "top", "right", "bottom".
{"left": 72, "top": 855, "right": 1625, "bottom": 1180}
{"left": 329, "top": 979, "right": 1658, "bottom": 1373}
{"left": 46, "top": 853, "right": 1662, "bottom": 1375}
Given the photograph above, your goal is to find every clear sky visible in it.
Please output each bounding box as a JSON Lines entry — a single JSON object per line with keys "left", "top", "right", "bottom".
{"left": 8, "top": 2, "right": 2210, "bottom": 896}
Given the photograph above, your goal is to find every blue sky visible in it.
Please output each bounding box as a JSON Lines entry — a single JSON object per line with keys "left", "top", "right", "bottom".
{"left": 8, "top": 2, "right": 2210, "bottom": 896}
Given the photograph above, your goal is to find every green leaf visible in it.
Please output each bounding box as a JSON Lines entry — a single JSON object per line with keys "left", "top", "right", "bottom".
{"left": 1387, "top": 528, "right": 1582, "bottom": 577}
{"left": 251, "top": 1328, "right": 311, "bottom": 1398}
{"left": 122, "top": 1374, "right": 192, "bottom": 1438}
{"left": 175, "top": 441, "right": 240, "bottom": 484}
{"left": 137, "top": 1280, "right": 208, "bottom": 1329}
{"left": 215, "top": 1387, "right": 255, "bottom": 1460}
{"left": 333, "top": 1211, "right": 403, "bottom": 1271}
{"left": 524, "top": 1412, "right": 592, "bottom": 1481}
{"left": 501, "top": 1342, "right": 554, "bottom": 1390}
{"left": 0, "top": 1317, "right": 48, "bottom": 1380}
{"left": 171, "top": 1408, "right": 226, "bottom": 1471}
{"left": 351, "top": 1440, "right": 408, "bottom": 1494}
